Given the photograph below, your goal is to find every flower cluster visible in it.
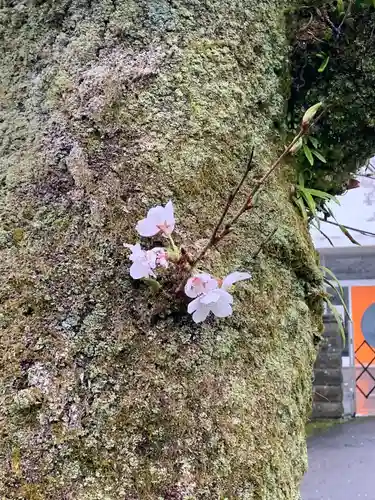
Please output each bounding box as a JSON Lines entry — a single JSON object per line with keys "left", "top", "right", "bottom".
{"left": 184, "top": 271, "right": 251, "bottom": 323}
{"left": 124, "top": 201, "right": 175, "bottom": 280}
{"left": 125, "top": 201, "right": 251, "bottom": 323}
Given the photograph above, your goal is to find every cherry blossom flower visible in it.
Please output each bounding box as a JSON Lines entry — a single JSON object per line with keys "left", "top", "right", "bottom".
{"left": 188, "top": 288, "right": 234, "bottom": 323}
{"left": 185, "top": 271, "right": 251, "bottom": 323}
{"left": 136, "top": 200, "right": 175, "bottom": 237}
{"left": 184, "top": 273, "right": 219, "bottom": 298}
{"left": 124, "top": 244, "right": 168, "bottom": 279}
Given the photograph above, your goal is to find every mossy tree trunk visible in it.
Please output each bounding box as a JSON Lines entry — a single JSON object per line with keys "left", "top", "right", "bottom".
{"left": 0, "top": 1, "right": 327, "bottom": 498}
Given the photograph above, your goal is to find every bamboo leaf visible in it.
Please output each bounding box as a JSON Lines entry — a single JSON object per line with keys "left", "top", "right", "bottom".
{"left": 307, "top": 189, "right": 340, "bottom": 204}
{"left": 292, "top": 196, "right": 308, "bottom": 222}
{"left": 312, "top": 149, "right": 327, "bottom": 163}
{"left": 309, "top": 136, "right": 319, "bottom": 149}
{"left": 339, "top": 225, "right": 361, "bottom": 245}
{"left": 321, "top": 266, "right": 344, "bottom": 296}
{"left": 318, "top": 56, "right": 330, "bottom": 73}
{"left": 300, "top": 188, "right": 317, "bottom": 216}
{"left": 325, "top": 297, "right": 346, "bottom": 347}
{"left": 298, "top": 171, "right": 305, "bottom": 188}
{"left": 303, "top": 144, "right": 314, "bottom": 166}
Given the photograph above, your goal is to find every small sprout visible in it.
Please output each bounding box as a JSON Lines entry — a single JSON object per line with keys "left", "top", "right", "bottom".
{"left": 318, "top": 56, "right": 330, "bottom": 73}
{"left": 136, "top": 200, "right": 175, "bottom": 237}
{"left": 144, "top": 278, "right": 162, "bottom": 292}
{"left": 302, "top": 102, "right": 323, "bottom": 127}
{"left": 290, "top": 137, "right": 303, "bottom": 154}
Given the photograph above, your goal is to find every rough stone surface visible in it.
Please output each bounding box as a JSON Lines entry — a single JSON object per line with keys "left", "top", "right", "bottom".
{"left": 0, "top": 1, "right": 327, "bottom": 498}
{"left": 312, "top": 317, "right": 343, "bottom": 419}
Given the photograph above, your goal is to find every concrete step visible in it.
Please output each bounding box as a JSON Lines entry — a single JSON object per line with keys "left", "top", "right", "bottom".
{"left": 311, "top": 401, "right": 344, "bottom": 419}
{"left": 314, "top": 351, "right": 342, "bottom": 369}
{"left": 314, "top": 368, "right": 343, "bottom": 386}
{"left": 313, "top": 385, "right": 343, "bottom": 403}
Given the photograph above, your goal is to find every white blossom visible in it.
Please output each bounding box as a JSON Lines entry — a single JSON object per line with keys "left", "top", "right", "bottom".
{"left": 185, "top": 271, "right": 251, "bottom": 323}
{"left": 124, "top": 244, "right": 168, "bottom": 279}
{"left": 221, "top": 271, "right": 252, "bottom": 290}
{"left": 136, "top": 200, "right": 175, "bottom": 237}
{"left": 188, "top": 288, "right": 234, "bottom": 323}
{"left": 184, "top": 273, "right": 219, "bottom": 298}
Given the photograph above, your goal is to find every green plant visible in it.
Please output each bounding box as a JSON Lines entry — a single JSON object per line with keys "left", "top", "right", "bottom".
{"left": 292, "top": 172, "right": 339, "bottom": 225}
{"left": 321, "top": 265, "right": 351, "bottom": 345}
{"left": 321, "top": 203, "right": 361, "bottom": 245}
{"left": 316, "top": 52, "right": 330, "bottom": 73}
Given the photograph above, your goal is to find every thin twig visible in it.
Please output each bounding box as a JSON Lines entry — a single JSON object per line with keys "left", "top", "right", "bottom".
{"left": 191, "top": 147, "right": 255, "bottom": 265}
{"left": 357, "top": 174, "right": 375, "bottom": 180}
{"left": 314, "top": 224, "right": 334, "bottom": 247}
{"left": 317, "top": 218, "right": 375, "bottom": 238}
{"left": 190, "top": 111, "right": 323, "bottom": 268}
{"left": 252, "top": 227, "right": 278, "bottom": 259}
{"left": 217, "top": 129, "right": 305, "bottom": 241}
{"left": 338, "top": 0, "right": 353, "bottom": 32}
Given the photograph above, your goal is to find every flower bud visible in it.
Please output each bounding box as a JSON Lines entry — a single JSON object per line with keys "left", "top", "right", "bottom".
{"left": 302, "top": 102, "right": 323, "bottom": 127}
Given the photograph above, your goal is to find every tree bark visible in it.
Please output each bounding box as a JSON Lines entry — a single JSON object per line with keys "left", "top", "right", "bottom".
{"left": 0, "top": 1, "right": 324, "bottom": 498}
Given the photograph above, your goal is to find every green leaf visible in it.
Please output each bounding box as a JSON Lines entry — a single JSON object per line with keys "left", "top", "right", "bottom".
{"left": 316, "top": 52, "right": 326, "bottom": 59}
{"left": 292, "top": 196, "right": 308, "bottom": 222}
{"left": 303, "top": 144, "right": 314, "bottom": 166}
{"left": 337, "top": 0, "right": 344, "bottom": 14}
{"left": 321, "top": 266, "right": 344, "bottom": 296}
{"left": 307, "top": 189, "right": 340, "bottom": 204}
{"left": 339, "top": 225, "right": 361, "bottom": 245}
{"left": 312, "top": 149, "right": 327, "bottom": 163}
{"left": 318, "top": 56, "right": 330, "bottom": 73}
{"left": 324, "top": 278, "right": 351, "bottom": 319}
{"left": 325, "top": 297, "right": 346, "bottom": 347}
{"left": 308, "top": 136, "right": 319, "bottom": 149}
{"left": 300, "top": 189, "right": 317, "bottom": 216}
{"left": 298, "top": 171, "right": 305, "bottom": 188}
{"left": 143, "top": 278, "right": 161, "bottom": 292}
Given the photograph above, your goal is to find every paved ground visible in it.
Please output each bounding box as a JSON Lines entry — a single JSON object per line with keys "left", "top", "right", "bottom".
{"left": 301, "top": 418, "right": 375, "bottom": 500}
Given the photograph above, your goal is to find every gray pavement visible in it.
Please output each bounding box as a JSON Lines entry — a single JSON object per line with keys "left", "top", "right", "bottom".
{"left": 301, "top": 419, "right": 375, "bottom": 500}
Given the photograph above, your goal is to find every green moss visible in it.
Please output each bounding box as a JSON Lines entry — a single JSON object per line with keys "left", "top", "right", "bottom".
{"left": 306, "top": 418, "right": 345, "bottom": 438}
{"left": 0, "top": 0, "right": 330, "bottom": 498}
{"left": 288, "top": 4, "right": 375, "bottom": 193}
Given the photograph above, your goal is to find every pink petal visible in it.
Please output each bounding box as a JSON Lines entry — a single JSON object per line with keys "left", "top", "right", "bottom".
{"left": 200, "top": 290, "right": 220, "bottom": 304}
{"left": 136, "top": 218, "right": 159, "bottom": 237}
{"left": 130, "top": 261, "right": 149, "bottom": 279}
{"left": 211, "top": 300, "right": 233, "bottom": 318}
{"left": 147, "top": 205, "right": 165, "bottom": 223}
{"left": 184, "top": 277, "right": 198, "bottom": 298}
{"left": 221, "top": 271, "right": 251, "bottom": 291}
{"left": 187, "top": 297, "right": 201, "bottom": 314}
{"left": 192, "top": 304, "right": 210, "bottom": 323}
